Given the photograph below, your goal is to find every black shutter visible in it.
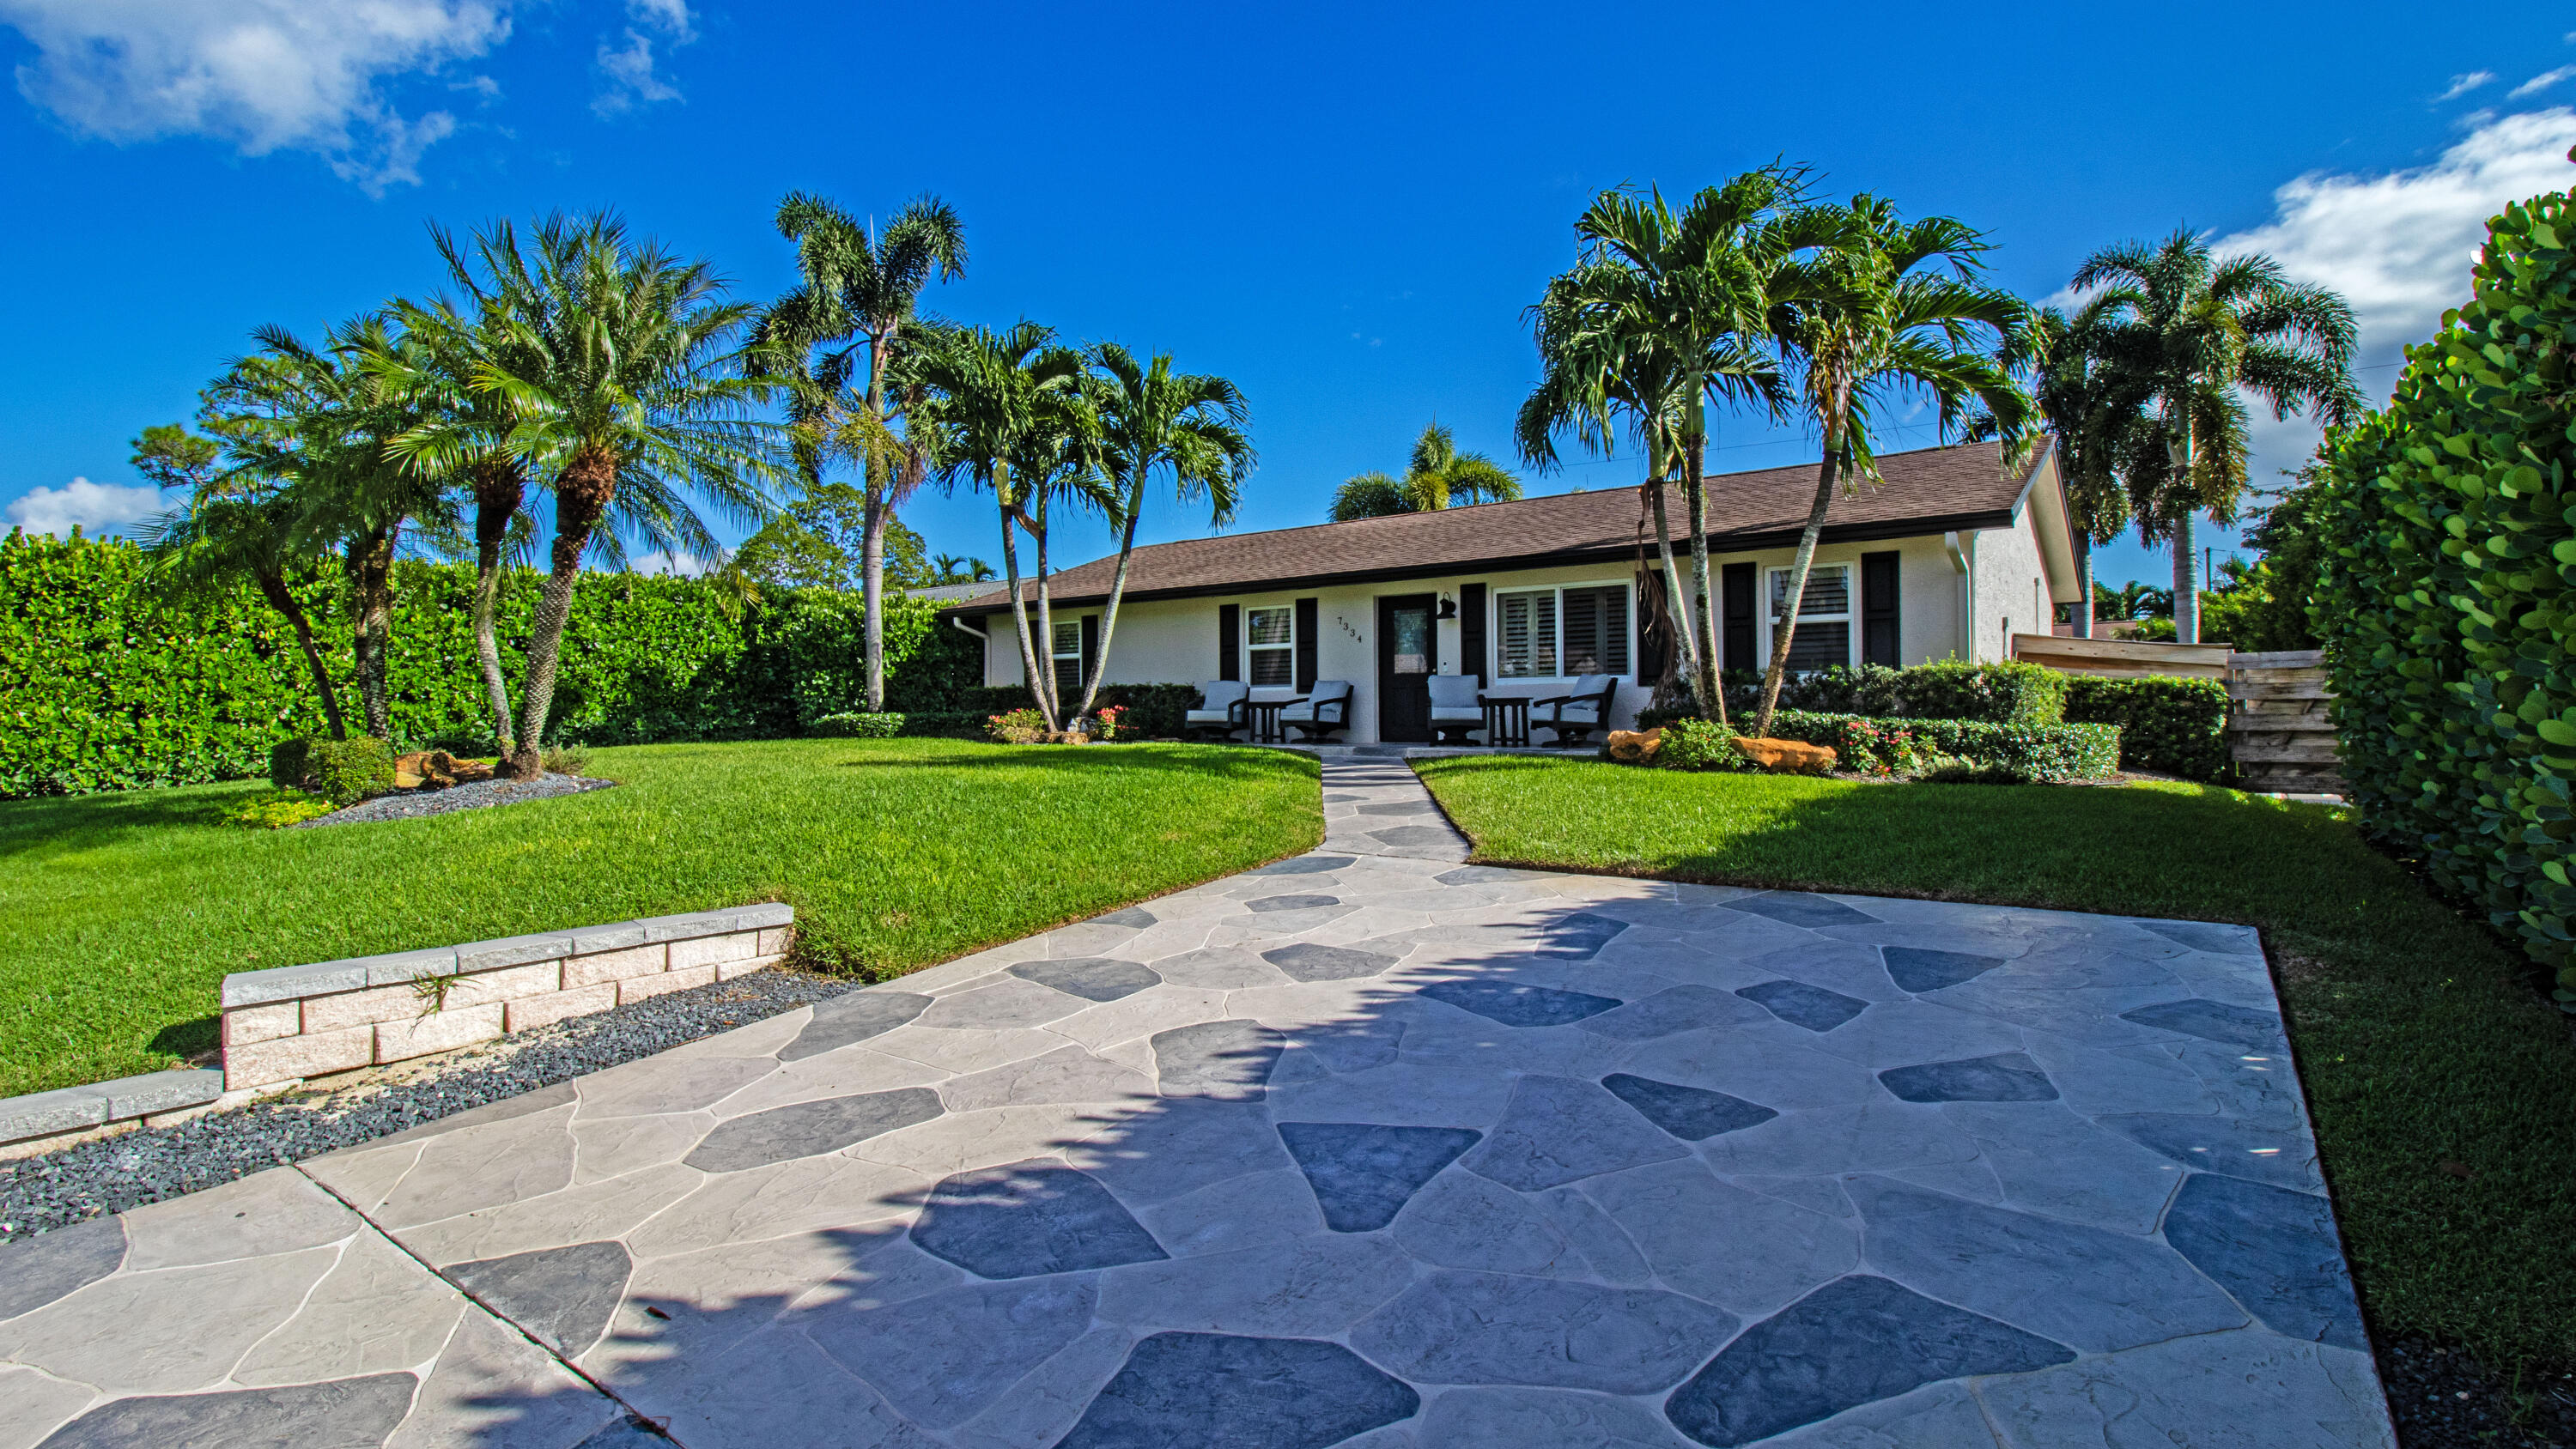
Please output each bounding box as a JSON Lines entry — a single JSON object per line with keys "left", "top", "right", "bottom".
{"left": 1637, "top": 572, "right": 1666, "bottom": 683}
{"left": 1218, "top": 603, "right": 1239, "bottom": 682}
{"left": 1294, "top": 598, "right": 1318, "bottom": 691}
{"left": 1459, "top": 583, "right": 1487, "bottom": 684}
{"left": 1861, "top": 551, "right": 1899, "bottom": 667}
{"left": 1080, "top": 613, "right": 1100, "bottom": 685}
{"left": 1721, "top": 562, "right": 1756, "bottom": 673}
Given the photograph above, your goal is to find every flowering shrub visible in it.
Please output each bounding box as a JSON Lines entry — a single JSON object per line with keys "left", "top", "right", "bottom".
{"left": 986, "top": 708, "right": 1049, "bottom": 744}
{"left": 1823, "top": 718, "right": 1940, "bottom": 777}
{"left": 1090, "top": 705, "right": 1130, "bottom": 742}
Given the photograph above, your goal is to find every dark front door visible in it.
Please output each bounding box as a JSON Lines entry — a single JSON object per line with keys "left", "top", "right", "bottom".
{"left": 1376, "top": 594, "right": 1438, "bottom": 742}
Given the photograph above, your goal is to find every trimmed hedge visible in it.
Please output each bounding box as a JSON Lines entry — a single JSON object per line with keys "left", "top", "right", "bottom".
{"left": 2312, "top": 185, "right": 2576, "bottom": 1005}
{"left": 808, "top": 712, "right": 985, "bottom": 740}
{"left": 0, "top": 530, "right": 979, "bottom": 797}
{"left": 1725, "top": 660, "right": 2069, "bottom": 724}
{"left": 2063, "top": 676, "right": 2232, "bottom": 781}
{"left": 1763, "top": 710, "right": 2121, "bottom": 784}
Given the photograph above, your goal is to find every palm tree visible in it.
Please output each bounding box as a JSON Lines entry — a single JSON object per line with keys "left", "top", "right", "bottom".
{"left": 1993, "top": 304, "right": 2138, "bottom": 639}
{"left": 1327, "top": 423, "right": 1518, "bottom": 521}
{"left": 203, "top": 317, "right": 448, "bottom": 739}
{"left": 1073, "top": 343, "right": 1253, "bottom": 719}
{"left": 137, "top": 435, "right": 349, "bottom": 740}
{"left": 1751, "top": 195, "right": 2036, "bottom": 737}
{"left": 931, "top": 552, "right": 995, "bottom": 584}
{"left": 1518, "top": 173, "right": 1803, "bottom": 719}
{"left": 2064, "top": 231, "right": 2360, "bottom": 643}
{"left": 1522, "top": 267, "right": 1708, "bottom": 715}
{"left": 376, "top": 219, "right": 551, "bottom": 761}
{"left": 908, "top": 322, "right": 1090, "bottom": 729}
{"left": 473, "top": 213, "right": 786, "bottom": 774}
{"left": 752, "top": 192, "right": 965, "bottom": 711}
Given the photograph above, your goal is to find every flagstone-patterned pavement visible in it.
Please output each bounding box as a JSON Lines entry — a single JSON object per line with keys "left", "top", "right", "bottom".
{"left": 0, "top": 756, "right": 2396, "bottom": 1447}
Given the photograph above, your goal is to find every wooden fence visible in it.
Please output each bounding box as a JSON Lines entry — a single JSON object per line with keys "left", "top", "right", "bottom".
{"left": 2009, "top": 634, "right": 2233, "bottom": 680}
{"left": 2013, "top": 635, "right": 2344, "bottom": 795}
{"left": 2227, "top": 649, "right": 2344, "bottom": 796}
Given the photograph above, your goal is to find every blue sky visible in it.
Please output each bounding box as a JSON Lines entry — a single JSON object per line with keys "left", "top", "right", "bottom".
{"left": 3, "top": 2, "right": 2573, "bottom": 593}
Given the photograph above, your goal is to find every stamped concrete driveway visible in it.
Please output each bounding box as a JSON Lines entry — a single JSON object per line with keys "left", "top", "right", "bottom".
{"left": 0, "top": 758, "right": 2395, "bottom": 1448}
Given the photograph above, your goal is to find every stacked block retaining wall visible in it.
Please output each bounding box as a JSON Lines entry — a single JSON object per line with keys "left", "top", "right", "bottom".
{"left": 217, "top": 904, "right": 795, "bottom": 1091}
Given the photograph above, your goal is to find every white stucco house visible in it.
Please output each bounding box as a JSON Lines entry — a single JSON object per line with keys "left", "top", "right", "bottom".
{"left": 939, "top": 440, "right": 2082, "bottom": 744}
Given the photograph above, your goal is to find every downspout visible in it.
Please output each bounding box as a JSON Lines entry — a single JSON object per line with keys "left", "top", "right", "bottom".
{"left": 950, "top": 614, "right": 991, "bottom": 685}
{"left": 1943, "top": 531, "right": 1974, "bottom": 662}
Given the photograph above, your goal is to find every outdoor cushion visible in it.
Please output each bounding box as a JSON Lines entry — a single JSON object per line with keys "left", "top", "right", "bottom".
{"left": 1426, "top": 676, "right": 1482, "bottom": 709}
{"left": 1197, "top": 681, "right": 1250, "bottom": 708}
{"left": 1279, "top": 682, "right": 1352, "bottom": 722}
{"left": 1183, "top": 710, "right": 1237, "bottom": 724}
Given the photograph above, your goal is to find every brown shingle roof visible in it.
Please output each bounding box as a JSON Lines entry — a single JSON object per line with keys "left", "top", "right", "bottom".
{"left": 945, "top": 439, "right": 2041, "bottom": 613}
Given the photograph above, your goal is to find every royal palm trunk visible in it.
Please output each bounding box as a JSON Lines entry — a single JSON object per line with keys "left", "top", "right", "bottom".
{"left": 995, "top": 467, "right": 1055, "bottom": 731}
{"left": 1754, "top": 385, "right": 1850, "bottom": 738}
{"left": 1680, "top": 431, "right": 1724, "bottom": 723}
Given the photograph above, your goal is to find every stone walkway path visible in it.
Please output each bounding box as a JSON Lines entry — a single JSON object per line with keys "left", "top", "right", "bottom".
{"left": 0, "top": 757, "right": 2395, "bottom": 1448}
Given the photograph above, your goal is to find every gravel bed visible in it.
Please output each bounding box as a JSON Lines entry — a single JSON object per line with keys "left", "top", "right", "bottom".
{"left": 0, "top": 968, "right": 860, "bottom": 1242}
{"left": 2383, "top": 1335, "right": 2576, "bottom": 1447}
{"left": 296, "top": 771, "right": 616, "bottom": 827}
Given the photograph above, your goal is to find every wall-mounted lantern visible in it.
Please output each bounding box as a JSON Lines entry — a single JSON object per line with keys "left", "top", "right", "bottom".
{"left": 1437, "top": 593, "right": 1458, "bottom": 620}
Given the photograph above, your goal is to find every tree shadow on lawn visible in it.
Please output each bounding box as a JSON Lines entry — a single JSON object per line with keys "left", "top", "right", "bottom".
{"left": 832, "top": 744, "right": 1320, "bottom": 785}
{"left": 0, "top": 783, "right": 260, "bottom": 862}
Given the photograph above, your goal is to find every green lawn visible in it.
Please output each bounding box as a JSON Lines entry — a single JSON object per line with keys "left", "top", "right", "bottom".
{"left": 0, "top": 738, "right": 1321, "bottom": 1100}
{"left": 1417, "top": 755, "right": 2576, "bottom": 1376}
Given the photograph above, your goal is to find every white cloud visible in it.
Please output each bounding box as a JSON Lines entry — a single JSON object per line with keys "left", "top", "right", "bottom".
{"left": 2209, "top": 106, "right": 2576, "bottom": 480}
{"left": 2511, "top": 66, "right": 2576, "bottom": 99}
{"left": 6, "top": 478, "right": 165, "bottom": 538}
{"left": 592, "top": 0, "right": 691, "bottom": 117}
{"left": 0, "top": 0, "right": 510, "bottom": 192}
{"left": 2218, "top": 106, "right": 2576, "bottom": 358}
{"left": 629, "top": 549, "right": 710, "bottom": 578}
{"left": 592, "top": 31, "right": 678, "bottom": 116}
{"left": 627, "top": 0, "right": 695, "bottom": 44}
{"left": 2440, "top": 70, "right": 2496, "bottom": 100}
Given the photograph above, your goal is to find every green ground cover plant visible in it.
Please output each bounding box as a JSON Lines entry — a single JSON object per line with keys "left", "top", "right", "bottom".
{"left": 1415, "top": 754, "right": 2576, "bottom": 1374}
{"left": 0, "top": 737, "right": 1320, "bottom": 1099}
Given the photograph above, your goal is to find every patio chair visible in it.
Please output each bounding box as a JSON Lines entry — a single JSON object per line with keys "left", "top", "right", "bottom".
{"left": 1427, "top": 674, "right": 1485, "bottom": 745}
{"left": 1278, "top": 680, "right": 1354, "bottom": 743}
{"left": 1184, "top": 680, "right": 1251, "bottom": 741}
{"left": 1534, "top": 674, "right": 1619, "bottom": 748}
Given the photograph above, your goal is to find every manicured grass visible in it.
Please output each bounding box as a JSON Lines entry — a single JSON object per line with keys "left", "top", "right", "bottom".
{"left": 0, "top": 738, "right": 1320, "bottom": 1100}
{"left": 1417, "top": 755, "right": 2576, "bottom": 1374}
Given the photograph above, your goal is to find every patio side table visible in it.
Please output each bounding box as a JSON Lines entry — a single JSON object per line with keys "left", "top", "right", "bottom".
{"left": 1480, "top": 695, "right": 1531, "bottom": 748}
{"left": 1249, "top": 699, "right": 1295, "bottom": 744}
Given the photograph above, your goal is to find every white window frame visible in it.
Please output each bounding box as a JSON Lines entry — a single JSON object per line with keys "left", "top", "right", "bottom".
{"left": 1761, "top": 562, "right": 1857, "bottom": 672}
{"left": 1245, "top": 604, "right": 1296, "bottom": 688}
{"left": 1050, "top": 618, "right": 1083, "bottom": 692}
{"left": 1489, "top": 579, "right": 1634, "bottom": 682}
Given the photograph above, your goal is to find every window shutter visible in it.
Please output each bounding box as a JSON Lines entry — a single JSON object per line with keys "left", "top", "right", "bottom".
{"left": 1294, "top": 598, "right": 1318, "bottom": 692}
{"left": 1080, "top": 613, "right": 1100, "bottom": 686}
{"left": 1637, "top": 572, "right": 1666, "bottom": 683}
{"left": 1218, "top": 603, "right": 1239, "bottom": 682}
{"left": 1459, "top": 583, "right": 1487, "bottom": 684}
{"left": 1721, "top": 563, "right": 1756, "bottom": 672}
{"left": 1861, "top": 551, "right": 1899, "bottom": 667}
